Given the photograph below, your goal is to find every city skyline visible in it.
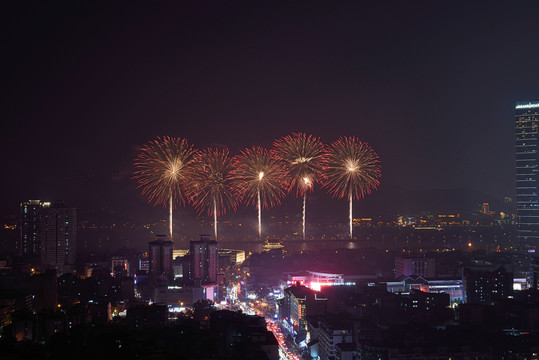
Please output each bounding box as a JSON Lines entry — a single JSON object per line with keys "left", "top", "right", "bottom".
{"left": 3, "top": 4, "right": 539, "bottom": 355}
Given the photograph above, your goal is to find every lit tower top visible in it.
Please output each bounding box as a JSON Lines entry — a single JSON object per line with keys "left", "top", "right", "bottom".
{"left": 515, "top": 101, "right": 539, "bottom": 248}
{"left": 516, "top": 102, "right": 539, "bottom": 110}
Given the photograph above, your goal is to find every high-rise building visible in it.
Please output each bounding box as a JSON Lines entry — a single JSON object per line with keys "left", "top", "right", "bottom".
{"left": 189, "top": 234, "right": 218, "bottom": 284}
{"left": 40, "top": 202, "right": 77, "bottom": 274}
{"left": 280, "top": 284, "right": 327, "bottom": 341}
{"left": 318, "top": 317, "right": 353, "bottom": 360}
{"left": 516, "top": 101, "right": 539, "bottom": 247}
{"left": 149, "top": 235, "right": 174, "bottom": 281}
{"left": 20, "top": 200, "right": 51, "bottom": 257}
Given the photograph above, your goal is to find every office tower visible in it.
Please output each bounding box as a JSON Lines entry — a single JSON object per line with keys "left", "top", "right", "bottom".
{"left": 149, "top": 235, "right": 174, "bottom": 281}
{"left": 189, "top": 234, "right": 218, "bottom": 284}
{"left": 20, "top": 200, "right": 51, "bottom": 257}
{"left": 40, "top": 202, "right": 77, "bottom": 275}
{"left": 281, "top": 284, "right": 327, "bottom": 341}
{"left": 516, "top": 101, "right": 539, "bottom": 247}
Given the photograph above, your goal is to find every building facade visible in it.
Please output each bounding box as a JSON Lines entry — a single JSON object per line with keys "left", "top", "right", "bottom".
{"left": 40, "top": 202, "right": 77, "bottom": 274}
{"left": 189, "top": 234, "right": 218, "bottom": 284}
{"left": 516, "top": 101, "right": 539, "bottom": 247}
{"left": 149, "top": 235, "right": 174, "bottom": 281}
{"left": 112, "top": 256, "right": 130, "bottom": 277}
{"left": 318, "top": 317, "right": 353, "bottom": 360}
{"left": 395, "top": 256, "right": 436, "bottom": 278}
{"left": 281, "top": 285, "right": 327, "bottom": 342}
{"left": 20, "top": 200, "right": 51, "bottom": 257}
{"left": 462, "top": 265, "right": 512, "bottom": 304}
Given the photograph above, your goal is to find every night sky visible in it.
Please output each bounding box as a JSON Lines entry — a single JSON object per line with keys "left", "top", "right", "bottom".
{"left": 2, "top": 1, "right": 539, "bottom": 223}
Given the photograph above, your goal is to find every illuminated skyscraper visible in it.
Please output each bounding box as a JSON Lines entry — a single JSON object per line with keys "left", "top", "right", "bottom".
{"left": 189, "top": 234, "right": 218, "bottom": 284}
{"left": 149, "top": 235, "right": 174, "bottom": 281}
{"left": 20, "top": 200, "right": 51, "bottom": 257}
{"left": 516, "top": 101, "right": 539, "bottom": 247}
{"left": 40, "top": 202, "right": 77, "bottom": 274}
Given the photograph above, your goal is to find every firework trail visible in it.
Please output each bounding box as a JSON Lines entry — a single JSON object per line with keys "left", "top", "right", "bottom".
{"left": 322, "top": 136, "right": 381, "bottom": 239}
{"left": 234, "top": 146, "right": 288, "bottom": 240}
{"left": 133, "top": 136, "right": 196, "bottom": 240}
{"left": 272, "top": 133, "right": 325, "bottom": 240}
{"left": 188, "top": 147, "right": 238, "bottom": 240}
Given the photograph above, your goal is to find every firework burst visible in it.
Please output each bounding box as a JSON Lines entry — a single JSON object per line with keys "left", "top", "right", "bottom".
{"left": 189, "top": 147, "right": 238, "bottom": 240}
{"left": 234, "top": 146, "right": 288, "bottom": 239}
{"left": 272, "top": 133, "right": 325, "bottom": 240}
{"left": 133, "top": 136, "right": 196, "bottom": 239}
{"left": 322, "top": 136, "right": 381, "bottom": 239}
{"left": 272, "top": 133, "right": 325, "bottom": 194}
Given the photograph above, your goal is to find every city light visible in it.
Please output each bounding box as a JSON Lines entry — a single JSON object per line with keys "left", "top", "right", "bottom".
{"left": 515, "top": 102, "right": 539, "bottom": 109}
{"left": 4, "top": 4, "right": 538, "bottom": 357}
